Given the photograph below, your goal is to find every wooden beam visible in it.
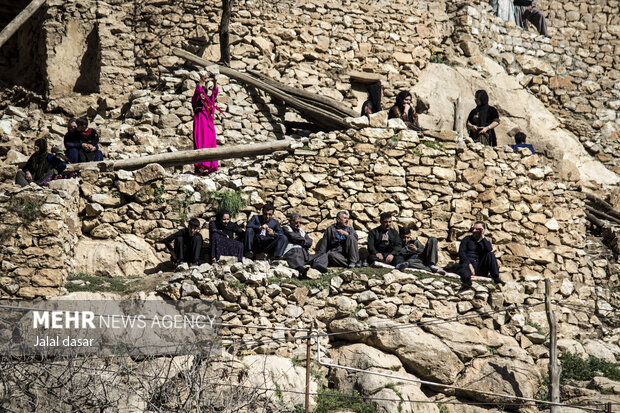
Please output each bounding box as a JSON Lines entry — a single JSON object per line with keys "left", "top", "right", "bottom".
{"left": 545, "top": 278, "right": 561, "bottom": 413}
{"left": 172, "top": 47, "right": 350, "bottom": 129}
{"left": 0, "top": 0, "right": 46, "bottom": 50}
{"left": 64, "top": 140, "right": 292, "bottom": 172}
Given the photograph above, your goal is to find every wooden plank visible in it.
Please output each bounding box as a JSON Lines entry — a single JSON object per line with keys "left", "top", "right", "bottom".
{"left": 172, "top": 47, "right": 349, "bottom": 129}
{"left": 0, "top": 0, "right": 46, "bottom": 50}
{"left": 64, "top": 140, "right": 292, "bottom": 172}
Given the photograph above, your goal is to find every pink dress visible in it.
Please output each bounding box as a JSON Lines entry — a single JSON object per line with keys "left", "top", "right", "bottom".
{"left": 192, "top": 84, "right": 219, "bottom": 172}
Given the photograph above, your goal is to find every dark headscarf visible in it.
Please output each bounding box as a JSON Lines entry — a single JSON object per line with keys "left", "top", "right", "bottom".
{"left": 474, "top": 90, "right": 490, "bottom": 125}
{"left": 361, "top": 83, "right": 383, "bottom": 116}
{"left": 215, "top": 210, "right": 231, "bottom": 230}
{"left": 215, "top": 210, "right": 242, "bottom": 239}
{"left": 31, "top": 138, "right": 49, "bottom": 180}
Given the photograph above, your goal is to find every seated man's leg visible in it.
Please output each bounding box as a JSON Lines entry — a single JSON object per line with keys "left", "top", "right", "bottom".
{"left": 327, "top": 248, "right": 348, "bottom": 267}
{"left": 244, "top": 227, "right": 256, "bottom": 255}
{"left": 526, "top": 7, "right": 548, "bottom": 36}
{"left": 272, "top": 234, "right": 288, "bottom": 259}
{"left": 343, "top": 236, "right": 360, "bottom": 265}
{"left": 310, "top": 252, "right": 328, "bottom": 273}
{"left": 476, "top": 252, "right": 500, "bottom": 280}
{"left": 455, "top": 262, "right": 473, "bottom": 286}
{"left": 417, "top": 238, "right": 439, "bottom": 267}
{"left": 173, "top": 235, "right": 185, "bottom": 263}
{"left": 284, "top": 249, "right": 306, "bottom": 270}
{"left": 187, "top": 233, "right": 203, "bottom": 264}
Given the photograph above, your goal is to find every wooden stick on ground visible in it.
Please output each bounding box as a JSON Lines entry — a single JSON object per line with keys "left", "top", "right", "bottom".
{"left": 64, "top": 140, "right": 293, "bottom": 172}
{"left": 172, "top": 47, "right": 351, "bottom": 129}
{"left": 0, "top": 0, "right": 46, "bottom": 50}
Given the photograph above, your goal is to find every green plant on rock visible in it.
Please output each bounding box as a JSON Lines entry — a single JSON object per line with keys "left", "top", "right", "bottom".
{"left": 228, "top": 280, "right": 246, "bottom": 292}
{"left": 422, "top": 140, "right": 446, "bottom": 151}
{"left": 171, "top": 190, "right": 196, "bottom": 223}
{"left": 560, "top": 352, "right": 620, "bottom": 383}
{"left": 210, "top": 189, "right": 245, "bottom": 216}
{"left": 8, "top": 198, "right": 44, "bottom": 222}
{"left": 151, "top": 183, "right": 166, "bottom": 204}
{"left": 313, "top": 389, "right": 376, "bottom": 413}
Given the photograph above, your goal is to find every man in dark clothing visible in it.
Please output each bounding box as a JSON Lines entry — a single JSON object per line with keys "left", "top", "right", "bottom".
{"left": 456, "top": 221, "right": 504, "bottom": 287}
{"left": 64, "top": 117, "right": 104, "bottom": 164}
{"left": 163, "top": 218, "right": 203, "bottom": 266}
{"left": 514, "top": 0, "right": 548, "bottom": 37}
{"left": 244, "top": 203, "right": 287, "bottom": 260}
{"left": 282, "top": 212, "right": 328, "bottom": 277}
{"left": 367, "top": 212, "right": 401, "bottom": 266}
{"left": 510, "top": 131, "right": 535, "bottom": 154}
{"left": 394, "top": 227, "right": 445, "bottom": 274}
{"left": 317, "top": 211, "right": 360, "bottom": 268}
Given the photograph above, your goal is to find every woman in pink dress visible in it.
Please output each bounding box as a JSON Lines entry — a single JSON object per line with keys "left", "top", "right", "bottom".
{"left": 192, "top": 72, "right": 220, "bottom": 173}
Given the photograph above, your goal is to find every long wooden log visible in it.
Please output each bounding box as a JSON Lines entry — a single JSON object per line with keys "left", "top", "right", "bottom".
{"left": 0, "top": 0, "right": 46, "bottom": 50}
{"left": 585, "top": 192, "right": 620, "bottom": 221}
{"left": 248, "top": 70, "right": 358, "bottom": 118}
{"left": 585, "top": 205, "right": 620, "bottom": 226}
{"left": 64, "top": 140, "right": 293, "bottom": 172}
{"left": 172, "top": 47, "right": 349, "bottom": 129}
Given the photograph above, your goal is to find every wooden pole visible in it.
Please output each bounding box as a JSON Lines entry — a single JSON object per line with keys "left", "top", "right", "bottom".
{"left": 305, "top": 327, "right": 311, "bottom": 413}
{"left": 64, "top": 139, "right": 292, "bottom": 172}
{"left": 0, "top": 0, "right": 46, "bottom": 50}
{"left": 453, "top": 96, "right": 464, "bottom": 139}
{"left": 545, "top": 279, "right": 561, "bottom": 413}
{"left": 172, "top": 47, "right": 350, "bottom": 129}
{"left": 219, "top": 0, "right": 233, "bottom": 65}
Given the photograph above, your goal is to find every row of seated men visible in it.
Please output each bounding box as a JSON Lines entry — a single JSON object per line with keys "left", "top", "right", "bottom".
{"left": 162, "top": 203, "right": 504, "bottom": 287}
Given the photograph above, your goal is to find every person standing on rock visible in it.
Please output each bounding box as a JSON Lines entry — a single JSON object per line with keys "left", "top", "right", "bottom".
{"left": 317, "top": 211, "right": 361, "bottom": 268}
{"left": 244, "top": 203, "right": 287, "bottom": 261}
{"left": 163, "top": 218, "right": 203, "bottom": 267}
{"left": 63, "top": 117, "right": 104, "bottom": 163}
{"left": 514, "top": 0, "right": 548, "bottom": 37}
{"left": 455, "top": 221, "right": 504, "bottom": 288}
{"left": 394, "top": 227, "right": 446, "bottom": 274}
{"left": 282, "top": 212, "right": 328, "bottom": 277}
{"left": 209, "top": 210, "right": 245, "bottom": 263}
{"left": 361, "top": 83, "right": 383, "bottom": 117}
{"left": 15, "top": 138, "right": 67, "bottom": 187}
{"left": 192, "top": 72, "right": 223, "bottom": 174}
{"left": 388, "top": 91, "right": 421, "bottom": 130}
{"left": 467, "top": 90, "right": 500, "bottom": 147}
{"left": 367, "top": 212, "right": 401, "bottom": 267}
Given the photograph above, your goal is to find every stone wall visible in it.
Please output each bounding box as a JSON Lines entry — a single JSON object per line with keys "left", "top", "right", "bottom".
{"left": 0, "top": 179, "right": 79, "bottom": 298}
{"left": 449, "top": 0, "right": 620, "bottom": 173}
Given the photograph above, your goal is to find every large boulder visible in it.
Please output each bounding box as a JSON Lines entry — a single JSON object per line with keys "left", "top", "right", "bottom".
{"left": 456, "top": 357, "right": 540, "bottom": 404}
{"left": 73, "top": 234, "right": 161, "bottom": 277}
{"left": 331, "top": 343, "right": 438, "bottom": 413}
{"left": 243, "top": 355, "right": 317, "bottom": 410}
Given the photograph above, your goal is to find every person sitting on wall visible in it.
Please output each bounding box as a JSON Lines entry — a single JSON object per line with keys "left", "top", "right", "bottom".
{"left": 163, "top": 218, "right": 203, "bottom": 267}
{"left": 317, "top": 211, "right": 361, "bottom": 268}
{"left": 455, "top": 221, "right": 505, "bottom": 288}
{"left": 361, "top": 83, "right": 383, "bottom": 117}
{"left": 282, "top": 212, "right": 329, "bottom": 277}
{"left": 388, "top": 90, "right": 421, "bottom": 130}
{"left": 510, "top": 131, "right": 535, "bottom": 154}
{"left": 244, "top": 202, "right": 287, "bottom": 261}
{"left": 15, "top": 138, "right": 66, "bottom": 187}
{"left": 209, "top": 210, "right": 245, "bottom": 263}
{"left": 514, "top": 0, "right": 548, "bottom": 37}
{"left": 64, "top": 117, "right": 104, "bottom": 164}
{"left": 367, "top": 212, "right": 401, "bottom": 267}
{"left": 467, "top": 90, "right": 499, "bottom": 147}
{"left": 394, "top": 227, "right": 446, "bottom": 274}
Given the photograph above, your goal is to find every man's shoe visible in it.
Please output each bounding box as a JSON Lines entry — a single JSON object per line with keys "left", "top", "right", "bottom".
{"left": 296, "top": 266, "right": 309, "bottom": 278}
{"left": 348, "top": 262, "right": 356, "bottom": 268}
{"left": 314, "top": 265, "right": 328, "bottom": 274}
{"left": 395, "top": 262, "right": 409, "bottom": 271}
{"left": 430, "top": 265, "right": 446, "bottom": 275}
{"left": 244, "top": 251, "right": 254, "bottom": 259}
{"left": 492, "top": 277, "right": 506, "bottom": 286}
{"left": 190, "top": 262, "right": 199, "bottom": 267}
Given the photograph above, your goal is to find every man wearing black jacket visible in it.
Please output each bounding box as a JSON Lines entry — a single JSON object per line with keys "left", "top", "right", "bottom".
{"left": 367, "top": 212, "right": 401, "bottom": 267}
{"left": 163, "top": 218, "right": 203, "bottom": 266}
{"left": 456, "top": 221, "right": 504, "bottom": 287}
{"left": 244, "top": 203, "right": 287, "bottom": 260}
